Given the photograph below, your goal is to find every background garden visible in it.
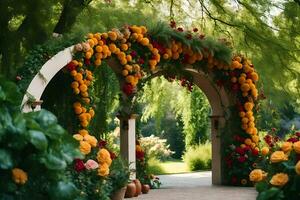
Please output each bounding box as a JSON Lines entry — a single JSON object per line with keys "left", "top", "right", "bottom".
{"left": 0, "top": 0, "right": 300, "bottom": 200}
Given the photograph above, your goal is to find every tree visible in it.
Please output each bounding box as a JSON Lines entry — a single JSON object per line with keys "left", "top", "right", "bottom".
{"left": 132, "top": 0, "right": 300, "bottom": 112}
{"left": 0, "top": 0, "right": 99, "bottom": 77}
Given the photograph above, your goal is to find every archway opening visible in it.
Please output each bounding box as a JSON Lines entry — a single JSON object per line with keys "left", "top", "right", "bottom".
{"left": 20, "top": 24, "right": 261, "bottom": 188}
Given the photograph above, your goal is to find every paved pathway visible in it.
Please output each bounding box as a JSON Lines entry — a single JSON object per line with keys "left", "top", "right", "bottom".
{"left": 134, "top": 171, "right": 257, "bottom": 200}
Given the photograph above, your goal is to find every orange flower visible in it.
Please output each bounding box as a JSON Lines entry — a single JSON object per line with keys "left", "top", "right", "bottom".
{"left": 281, "top": 142, "right": 292, "bottom": 153}
{"left": 270, "top": 173, "right": 289, "bottom": 187}
{"left": 261, "top": 147, "right": 269, "bottom": 156}
{"left": 12, "top": 168, "right": 28, "bottom": 185}
{"left": 270, "top": 151, "right": 288, "bottom": 163}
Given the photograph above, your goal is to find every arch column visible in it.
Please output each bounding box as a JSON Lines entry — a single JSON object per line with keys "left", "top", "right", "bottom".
{"left": 118, "top": 115, "right": 137, "bottom": 180}
{"left": 187, "top": 68, "right": 230, "bottom": 185}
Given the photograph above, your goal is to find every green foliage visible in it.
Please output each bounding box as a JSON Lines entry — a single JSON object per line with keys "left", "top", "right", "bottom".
{"left": 183, "top": 141, "right": 212, "bottom": 171}
{"left": 147, "top": 157, "right": 165, "bottom": 175}
{"left": 108, "top": 157, "right": 130, "bottom": 193}
{"left": 0, "top": 76, "right": 82, "bottom": 200}
{"left": 138, "top": 77, "right": 211, "bottom": 152}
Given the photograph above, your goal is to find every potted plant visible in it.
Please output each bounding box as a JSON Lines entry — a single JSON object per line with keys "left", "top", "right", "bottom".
{"left": 109, "top": 157, "right": 130, "bottom": 200}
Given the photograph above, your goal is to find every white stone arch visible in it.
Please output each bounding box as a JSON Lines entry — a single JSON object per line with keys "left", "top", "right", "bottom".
{"left": 21, "top": 46, "right": 74, "bottom": 112}
{"left": 21, "top": 46, "right": 231, "bottom": 185}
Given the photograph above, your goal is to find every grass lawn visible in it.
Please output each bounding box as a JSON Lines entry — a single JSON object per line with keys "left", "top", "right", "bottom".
{"left": 147, "top": 158, "right": 191, "bottom": 175}
{"left": 160, "top": 160, "right": 190, "bottom": 174}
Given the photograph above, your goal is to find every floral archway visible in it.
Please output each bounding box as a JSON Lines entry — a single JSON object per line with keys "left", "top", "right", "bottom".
{"left": 20, "top": 23, "right": 261, "bottom": 186}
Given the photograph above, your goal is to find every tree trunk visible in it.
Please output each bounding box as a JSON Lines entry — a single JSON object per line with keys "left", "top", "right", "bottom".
{"left": 53, "top": 0, "right": 93, "bottom": 34}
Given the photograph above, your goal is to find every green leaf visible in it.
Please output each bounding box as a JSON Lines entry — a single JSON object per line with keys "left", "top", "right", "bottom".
{"left": 0, "top": 79, "right": 21, "bottom": 105}
{"left": 60, "top": 141, "right": 83, "bottom": 163}
{"left": 45, "top": 124, "right": 66, "bottom": 140}
{"left": 256, "top": 181, "right": 269, "bottom": 193}
{"left": 11, "top": 114, "right": 26, "bottom": 134}
{"left": 40, "top": 153, "right": 67, "bottom": 170}
{"left": 25, "top": 118, "right": 41, "bottom": 130}
{"left": 0, "top": 86, "right": 6, "bottom": 101}
{"left": 0, "top": 149, "right": 13, "bottom": 169}
{"left": 35, "top": 110, "right": 57, "bottom": 128}
{"left": 258, "top": 187, "right": 284, "bottom": 200}
{"left": 28, "top": 130, "right": 48, "bottom": 151}
{"left": 49, "top": 181, "right": 79, "bottom": 200}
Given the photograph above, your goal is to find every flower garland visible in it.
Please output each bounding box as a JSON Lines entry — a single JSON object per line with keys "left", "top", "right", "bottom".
{"left": 64, "top": 23, "right": 261, "bottom": 185}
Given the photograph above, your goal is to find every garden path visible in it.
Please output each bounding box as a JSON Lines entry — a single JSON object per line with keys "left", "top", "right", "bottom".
{"left": 135, "top": 171, "right": 257, "bottom": 200}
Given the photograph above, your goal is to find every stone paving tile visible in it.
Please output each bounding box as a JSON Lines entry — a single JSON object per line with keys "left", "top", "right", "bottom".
{"left": 132, "top": 172, "right": 257, "bottom": 200}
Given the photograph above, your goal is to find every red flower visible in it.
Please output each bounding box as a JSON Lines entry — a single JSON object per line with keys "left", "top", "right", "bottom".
{"left": 296, "top": 132, "right": 300, "bottom": 137}
{"left": 136, "top": 151, "right": 145, "bottom": 160}
{"left": 109, "top": 151, "right": 117, "bottom": 160}
{"left": 251, "top": 148, "right": 259, "bottom": 156}
{"left": 66, "top": 62, "right": 76, "bottom": 71}
{"left": 122, "top": 83, "right": 134, "bottom": 96}
{"left": 138, "top": 58, "right": 145, "bottom": 64}
{"left": 235, "top": 147, "right": 245, "bottom": 155}
{"left": 287, "top": 137, "right": 298, "bottom": 143}
{"left": 243, "top": 146, "right": 251, "bottom": 152}
{"left": 74, "top": 159, "right": 85, "bottom": 172}
{"left": 238, "top": 156, "right": 247, "bottom": 163}
{"left": 130, "top": 51, "right": 137, "bottom": 57}
{"left": 98, "top": 140, "right": 107, "bottom": 148}
{"left": 84, "top": 59, "right": 91, "bottom": 66}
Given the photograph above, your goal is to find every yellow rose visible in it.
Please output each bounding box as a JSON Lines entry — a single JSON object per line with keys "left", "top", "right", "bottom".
{"left": 293, "top": 141, "right": 300, "bottom": 154}
{"left": 84, "top": 134, "right": 98, "bottom": 147}
{"left": 295, "top": 161, "right": 300, "bottom": 175}
{"left": 79, "top": 141, "right": 91, "bottom": 155}
{"left": 98, "top": 163, "right": 109, "bottom": 177}
{"left": 249, "top": 169, "right": 265, "bottom": 182}
{"left": 12, "top": 168, "right": 28, "bottom": 185}
{"left": 270, "top": 173, "right": 289, "bottom": 187}
{"left": 261, "top": 147, "right": 269, "bottom": 156}
{"left": 281, "top": 142, "right": 292, "bottom": 153}
{"left": 270, "top": 151, "right": 288, "bottom": 163}
{"left": 97, "top": 148, "right": 112, "bottom": 166}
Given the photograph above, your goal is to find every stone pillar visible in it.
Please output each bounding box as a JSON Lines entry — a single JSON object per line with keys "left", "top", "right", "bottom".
{"left": 119, "top": 115, "right": 137, "bottom": 180}
{"left": 210, "top": 115, "right": 223, "bottom": 185}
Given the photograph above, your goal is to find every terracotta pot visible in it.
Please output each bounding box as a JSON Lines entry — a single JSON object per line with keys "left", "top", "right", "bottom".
{"left": 125, "top": 182, "right": 136, "bottom": 198}
{"left": 142, "top": 184, "right": 150, "bottom": 194}
{"left": 133, "top": 179, "right": 142, "bottom": 197}
{"left": 111, "top": 186, "right": 126, "bottom": 200}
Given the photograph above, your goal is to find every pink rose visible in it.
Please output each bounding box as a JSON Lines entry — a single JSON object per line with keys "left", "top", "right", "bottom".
{"left": 84, "top": 159, "right": 99, "bottom": 170}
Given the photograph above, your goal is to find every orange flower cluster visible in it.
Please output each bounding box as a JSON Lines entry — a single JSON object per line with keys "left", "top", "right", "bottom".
{"left": 162, "top": 40, "right": 204, "bottom": 64}
{"left": 73, "top": 129, "right": 98, "bottom": 155}
{"left": 97, "top": 148, "right": 112, "bottom": 176}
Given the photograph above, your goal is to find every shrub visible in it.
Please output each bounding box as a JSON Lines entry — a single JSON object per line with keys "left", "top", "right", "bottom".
{"left": 0, "top": 77, "right": 82, "bottom": 200}
{"left": 249, "top": 130, "right": 300, "bottom": 200}
{"left": 139, "top": 135, "right": 174, "bottom": 160}
{"left": 147, "top": 157, "right": 165, "bottom": 175}
{"left": 183, "top": 141, "right": 212, "bottom": 171}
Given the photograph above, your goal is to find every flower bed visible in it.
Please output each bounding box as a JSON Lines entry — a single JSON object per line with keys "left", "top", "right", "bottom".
{"left": 249, "top": 130, "right": 300, "bottom": 199}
